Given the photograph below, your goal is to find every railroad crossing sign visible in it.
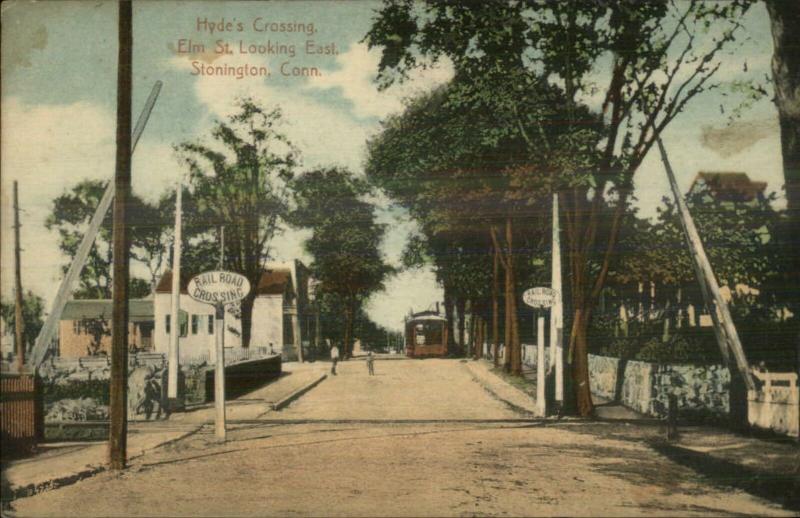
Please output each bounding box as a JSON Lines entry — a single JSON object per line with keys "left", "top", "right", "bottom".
{"left": 186, "top": 270, "right": 251, "bottom": 442}
{"left": 187, "top": 271, "right": 250, "bottom": 305}
{"left": 523, "top": 287, "right": 557, "bottom": 309}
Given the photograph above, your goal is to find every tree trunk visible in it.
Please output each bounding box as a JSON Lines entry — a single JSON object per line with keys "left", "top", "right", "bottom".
{"left": 766, "top": 0, "right": 800, "bottom": 318}
{"left": 240, "top": 289, "right": 256, "bottom": 348}
{"left": 457, "top": 297, "right": 466, "bottom": 355}
{"left": 444, "top": 287, "right": 456, "bottom": 355}
{"left": 343, "top": 302, "right": 354, "bottom": 359}
{"left": 570, "top": 309, "right": 594, "bottom": 416}
{"left": 492, "top": 241, "right": 500, "bottom": 366}
{"left": 506, "top": 218, "right": 522, "bottom": 376}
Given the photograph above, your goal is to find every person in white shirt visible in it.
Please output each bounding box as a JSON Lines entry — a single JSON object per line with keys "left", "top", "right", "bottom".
{"left": 330, "top": 344, "right": 340, "bottom": 375}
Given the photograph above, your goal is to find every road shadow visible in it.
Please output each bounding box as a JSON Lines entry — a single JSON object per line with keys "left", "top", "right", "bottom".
{"left": 649, "top": 440, "right": 800, "bottom": 512}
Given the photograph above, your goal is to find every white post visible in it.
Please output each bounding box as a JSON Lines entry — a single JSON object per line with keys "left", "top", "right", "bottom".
{"left": 536, "top": 315, "right": 546, "bottom": 416}
{"left": 214, "top": 304, "right": 227, "bottom": 441}
{"left": 550, "top": 193, "right": 564, "bottom": 405}
{"left": 168, "top": 182, "right": 182, "bottom": 400}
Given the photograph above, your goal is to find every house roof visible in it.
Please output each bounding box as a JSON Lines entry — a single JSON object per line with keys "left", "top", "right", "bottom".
{"left": 690, "top": 172, "right": 767, "bottom": 202}
{"left": 61, "top": 299, "right": 153, "bottom": 322}
{"left": 155, "top": 269, "right": 293, "bottom": 296}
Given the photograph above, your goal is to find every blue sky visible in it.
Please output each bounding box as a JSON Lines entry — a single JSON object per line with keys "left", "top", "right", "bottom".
{"left": 0, "top": 1, "right": 784, "bottom": 331}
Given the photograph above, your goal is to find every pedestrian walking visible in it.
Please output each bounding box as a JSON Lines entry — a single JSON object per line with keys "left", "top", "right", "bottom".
{"left": 330, "top": 343, "right": 340, "bottom": 375}
{"left": 366, "top": 351, "right": 375, "bottom": 376}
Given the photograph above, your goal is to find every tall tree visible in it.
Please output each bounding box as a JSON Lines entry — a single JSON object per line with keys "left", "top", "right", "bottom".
{"left": 366, "top": 0, "right": 754, "bottom": 415}
{"left": 367, "top": 71, "right": 585, "bottom": 372}
{"left": 46, "top": 179, "right": 163, "bottom": 299}
{"left": 175, "top": 98, "right": 298, "bottom": 347}
{"left": 0, "top": 291, "right": 45, "bottom": 355}
{"left": 291, "top": 167, "right": 393, "bottom": 358}
{"left": 764, "top": 1, "right": 800, "bottom": 324}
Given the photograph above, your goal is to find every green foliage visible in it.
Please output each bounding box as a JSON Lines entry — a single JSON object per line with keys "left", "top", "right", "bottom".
{"left": 0, "top": 290, "right": 45, "bottom": 350}
{"left": 43, "top": 378, "right": 110, "bottom": 406}
{"left": 292, "top": 168, "right": 393, "bottom": 354}
{"left": 175, "top": 98, "right": 298, "bottom": 347}
{"left": 80, "top": 315, "right": 111, "bottom": 356}
{"left": 45, "top": 179, "right": 167, "bottom": 297}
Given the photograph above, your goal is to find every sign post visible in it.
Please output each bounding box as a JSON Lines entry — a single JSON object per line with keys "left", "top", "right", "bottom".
{"left": 187, "top": 271, "right": 251, "bottom": 441}
{"left": 523, "top": 287, "right": 556, "bottom": 417}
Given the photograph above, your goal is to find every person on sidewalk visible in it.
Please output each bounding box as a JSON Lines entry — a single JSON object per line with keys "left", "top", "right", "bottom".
{"left": 366, "top": 351, "right": 375, "bottom": 376}
{"left": 330, "top": 344, "right": 340, "bottom": 375}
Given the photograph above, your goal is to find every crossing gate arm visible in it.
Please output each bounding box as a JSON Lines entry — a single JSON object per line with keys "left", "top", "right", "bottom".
{"left": 31, "top": 81, "right": 163, "bottom": 368}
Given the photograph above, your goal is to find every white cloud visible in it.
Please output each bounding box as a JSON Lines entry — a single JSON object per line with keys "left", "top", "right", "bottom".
{"left": 366, "top": 268, "right": 441, "bottom": 331}
{"left": 306, "top": 42, "right": 455, "bottom": 120}
{"left": 0, "top": 97, "right": 185, "bottom": 304}
{"left": 632, "top": 113, "right": 785, "bottom": 220}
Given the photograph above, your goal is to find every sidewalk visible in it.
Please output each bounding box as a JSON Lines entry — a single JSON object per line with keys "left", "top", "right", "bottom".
{"left": 464, "top": 359, "right": 539, "bottom": 416}
{"left": 1, "top": 361, "right": 328, "bottom": 503}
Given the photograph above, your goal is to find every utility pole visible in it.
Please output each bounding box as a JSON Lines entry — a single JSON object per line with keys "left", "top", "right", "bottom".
{"left": 168, "top": 182, "right": 182, "bottom": 403}
{"left": 13, "top": 181, "right": 25, "bottom": 372}
{"left": 109, "top": 0, "right": 133, "bottom": 471}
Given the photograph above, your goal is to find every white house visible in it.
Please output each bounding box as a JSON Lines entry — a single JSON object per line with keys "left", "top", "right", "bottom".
{"left": 153, "top": 261, "right": 313, "bottom": 363}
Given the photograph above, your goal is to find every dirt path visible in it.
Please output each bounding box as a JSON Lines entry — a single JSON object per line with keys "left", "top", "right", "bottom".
{"left": 8, "top": 359, "right": 793, "bottom": 517}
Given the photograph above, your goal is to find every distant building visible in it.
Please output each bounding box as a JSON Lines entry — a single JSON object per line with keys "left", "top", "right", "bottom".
{"left": 689, "top": 172, "right": 767, "bottom": 205}
{"left": 58, "top": 299, "right": 154, "bottom": 357}
{"left": 153, "top": 260, "right": 314, "bottom": 362}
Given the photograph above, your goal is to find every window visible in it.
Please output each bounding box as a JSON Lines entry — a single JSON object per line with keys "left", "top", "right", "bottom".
{"left": 166, "top": 314, "right": 188, "bottom": 337}
{"left": 208, "top": 315, "right": 214, "bottom": 334}
{"left": 73, "top": 321, "right": 82, "bottom": 334}
{"left": 191, "top": 315, "right": 199, "bottom": 335}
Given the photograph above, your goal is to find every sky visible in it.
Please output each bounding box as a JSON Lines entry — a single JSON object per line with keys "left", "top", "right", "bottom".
{"left": 0, "top": 0, "right": 784, "bottom": 332}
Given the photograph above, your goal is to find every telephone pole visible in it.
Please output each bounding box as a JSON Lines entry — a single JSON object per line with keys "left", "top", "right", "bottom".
{"left": 13, "top": 181, "right": 25, "bottom": 372}
{"left": 109, "top": 0, "right": 133, "bottom": 470}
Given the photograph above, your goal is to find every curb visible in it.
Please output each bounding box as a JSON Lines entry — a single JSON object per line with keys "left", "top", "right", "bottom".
{"left": 4, "top": 465, "right": 108, "bottom": 504}
{"left": 464, "top": 361, "right": 539, "bottom": 417}
{"left": 3, "top": 425, "right": 202, "bottom": 504}
{"left": 271, "top": 372, "right": 327, "bottom": 411}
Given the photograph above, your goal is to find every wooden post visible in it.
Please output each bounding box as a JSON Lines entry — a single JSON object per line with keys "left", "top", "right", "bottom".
{"left": 13, "top": 181, "right": 25, "bottom": 372}
{"left": 214, "top": 304, "right": 227, "bottom": 441}
{"left": 109, "top": 0, "right": 133, "bottom": 471}
{"left": 168, "top": 183, "right": 182, "bottom": 401}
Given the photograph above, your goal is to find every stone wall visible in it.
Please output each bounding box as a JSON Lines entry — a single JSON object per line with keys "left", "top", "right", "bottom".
{"left": 38, "top": 354, "right": 169, "bottom": 423}
{"left": 586, "top": 354, "right": 729, "bottom": 418}
{"left": 490, "top": 343, "right": 729, "bottom": 418}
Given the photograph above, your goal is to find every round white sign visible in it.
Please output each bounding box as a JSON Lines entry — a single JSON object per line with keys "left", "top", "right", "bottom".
{"left": 523, "top": 287, "right": 557, "bottom": 308}
{"left": 187, "top": 271, "right": 251, "bottom": 305}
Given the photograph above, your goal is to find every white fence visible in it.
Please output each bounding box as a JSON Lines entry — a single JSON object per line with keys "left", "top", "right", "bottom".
{"left": 748, "top": 370, "right": 799, "bottom": 438}
{"left": 181, "top": 346, "right": 273, "bottom": 366}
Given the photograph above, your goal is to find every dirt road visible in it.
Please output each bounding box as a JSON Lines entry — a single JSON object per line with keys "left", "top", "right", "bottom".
{"left": 8, "top": 359, "right": 793, "bottom": 517}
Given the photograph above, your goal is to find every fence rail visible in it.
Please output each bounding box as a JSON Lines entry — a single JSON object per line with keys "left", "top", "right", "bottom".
{"left": 1, "top": 373, "right": 43, "bottom": 457}
{"left": 181, "top": 346, "right": 273, "bottom": 366}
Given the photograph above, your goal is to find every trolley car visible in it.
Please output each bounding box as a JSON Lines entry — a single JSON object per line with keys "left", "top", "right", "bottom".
{"left": 404, "top": 311, "right": 448, "bottom": 358}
